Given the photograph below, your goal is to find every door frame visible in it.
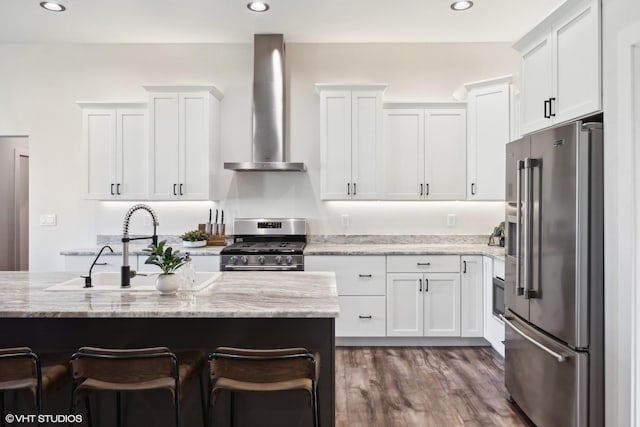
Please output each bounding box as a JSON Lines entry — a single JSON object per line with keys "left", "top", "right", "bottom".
{"left": 613, "top": 21, "right": 640, "bottom": 427}
{"left": 14, "top": 147, "right": 28, "bottom": 271}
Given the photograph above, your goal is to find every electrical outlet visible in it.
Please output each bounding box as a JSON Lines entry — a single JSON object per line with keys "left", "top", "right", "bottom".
{"left": 143, "top": 214, "right": 151, "bottom": 227}
{"left": 39, "top": 214, "right": 57, "bottom": 226}
{"left": 341, "top": 214, "right": 350, "bottom": 227}
{"left": 446, "top": 214, "right": 456, "bottom": 227}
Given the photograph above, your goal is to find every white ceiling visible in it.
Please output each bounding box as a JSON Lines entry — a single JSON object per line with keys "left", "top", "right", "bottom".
{"left": 1, "top": 0, "right": 564, "bottom": 44}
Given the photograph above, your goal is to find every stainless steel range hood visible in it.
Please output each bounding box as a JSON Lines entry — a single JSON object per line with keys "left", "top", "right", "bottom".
{"left": 224, "top": 34, "right": 306, "bottom": 172}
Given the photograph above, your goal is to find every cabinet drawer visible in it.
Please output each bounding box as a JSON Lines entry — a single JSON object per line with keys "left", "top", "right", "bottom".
{"left": 305, "top": 256, "right": 385, "bottom": 295}
{"left": 387, "top": 255, "right": 460, "bottom": 273}
{"left": 336, "top": 296, "right": 386, "bottom": 337}
{"left": 63, "top": 255, "right": 124, "bottom": 273}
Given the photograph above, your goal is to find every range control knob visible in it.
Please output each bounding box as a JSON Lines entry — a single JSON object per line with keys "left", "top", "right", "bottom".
{"left": 274, "top": 256, "right": 282, "bottom": 264}
{"left": 229, "top": 256, "right": 238, "bottom": 265}
{"left": 241, "top": 256, "right": 249, "bottom": 265}
{"left": 285, "top": 256, "right": 293, "bottom": 265}
{"left": 258, "top": 256, "right": 265, "bottom": 265}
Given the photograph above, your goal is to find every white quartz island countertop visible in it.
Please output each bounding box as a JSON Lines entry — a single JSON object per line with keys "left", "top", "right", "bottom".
{"left": 0, "top": 272, "right": 339, "bottom": 319}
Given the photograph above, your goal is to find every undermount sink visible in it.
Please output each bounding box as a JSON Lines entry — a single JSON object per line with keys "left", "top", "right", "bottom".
{"left": 46, "top": 272, "right": 221, "bottom": 292}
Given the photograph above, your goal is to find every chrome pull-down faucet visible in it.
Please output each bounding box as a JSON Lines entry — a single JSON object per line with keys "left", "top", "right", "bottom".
{"left": 122, "top": 204, "right": 159, "bottom": 288}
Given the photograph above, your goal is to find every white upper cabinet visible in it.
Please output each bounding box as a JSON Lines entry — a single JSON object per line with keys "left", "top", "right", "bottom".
{"left": 317, "top": 84, "right": 386, "bottom": 200}
{"left": 514, "top": 0, "right": 601, "bottom": 134}
{"left": 383, "top": 104, "right": 466, "bottom": 200}
{"left": 465, "top": 76, "right": 511, "bottom": 200}
{"left": 145, "top": 85, "right": 223, "bottom": 201}
{"left": 80, "top": 102, "right": 148, "bottom": 200}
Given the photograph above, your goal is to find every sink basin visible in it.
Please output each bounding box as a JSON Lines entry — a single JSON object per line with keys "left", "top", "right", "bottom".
{"left": 46, "top": 272, "right": 221, "bottom": 292}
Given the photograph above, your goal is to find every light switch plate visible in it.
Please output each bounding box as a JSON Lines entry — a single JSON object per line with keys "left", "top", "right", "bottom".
{"left": 39, "top": 214, "right": 57, "bottom": 226}
{"left": 341, "top": 214, "right": 350, "bottom": 227}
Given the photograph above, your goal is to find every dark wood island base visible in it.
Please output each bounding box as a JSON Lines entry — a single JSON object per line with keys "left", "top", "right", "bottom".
{"left": 0, "top": 317, "right": 335, "bottom": 427}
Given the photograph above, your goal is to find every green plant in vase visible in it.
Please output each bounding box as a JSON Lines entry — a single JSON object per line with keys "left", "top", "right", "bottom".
{"left": 180, "top": 230, "right": 210, "bottom": 247}
{"left": 143, "top": 241, "right": 185, "bottom": 294}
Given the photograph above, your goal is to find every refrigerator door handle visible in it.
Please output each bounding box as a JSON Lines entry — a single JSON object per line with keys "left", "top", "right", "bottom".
{"left": 524, "top": 157, "right": 539, "bottom": 299}
{"left": 502, "top": 315, "right": 569, "bottom": 363}
{"left": 516, "top": 160, "right": 524, "bottom": 296}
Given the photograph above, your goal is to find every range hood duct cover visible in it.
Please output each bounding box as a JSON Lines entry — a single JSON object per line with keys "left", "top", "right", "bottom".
{"left": 224, "top": 34, "right": 306, "bottom": 172}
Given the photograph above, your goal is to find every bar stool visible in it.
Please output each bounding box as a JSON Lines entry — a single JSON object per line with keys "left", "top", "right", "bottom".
{"left": 208, "top": 347, "right": 320, "bottom": 427}
{"left": 0, "top": 347, "right": 70, "bottom": 424}
{"left": 70, "top": 347, "right": 206, "bottom": 427}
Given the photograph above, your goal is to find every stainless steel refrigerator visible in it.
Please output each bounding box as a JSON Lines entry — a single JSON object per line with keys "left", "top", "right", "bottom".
{"left": 504, "top": 119, "right": 603, "bottom": 427}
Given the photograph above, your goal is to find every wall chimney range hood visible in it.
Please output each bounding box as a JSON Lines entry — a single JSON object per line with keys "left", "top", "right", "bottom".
{"left": 224, "top": 34, "right": 306, "bottom": 172}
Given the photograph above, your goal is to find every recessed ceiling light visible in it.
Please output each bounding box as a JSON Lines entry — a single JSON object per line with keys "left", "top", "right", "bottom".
{"left": 450, "top": 1, "right": 473, "bottom": 11}
{"left": 40, "top": 2, "right": 66, "bottom": 12}
{"left": 247, "top": 2, "right": 269, "bottom": 12}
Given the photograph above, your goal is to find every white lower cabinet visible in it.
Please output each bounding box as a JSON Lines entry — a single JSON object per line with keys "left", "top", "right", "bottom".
{"left": 461, "top": 256, "right": 483, "bottom": 337}
{"left": 386, "top": 272, "right": 461, "bottom": 337}
{"left": 483, "top": 256, "right": 505, "bottom": 356}
{"left": 305, "top": 255, "right": 386, "bottom": 337}
{"left": 337, "top": 296, "right": 386, "bottom": 337}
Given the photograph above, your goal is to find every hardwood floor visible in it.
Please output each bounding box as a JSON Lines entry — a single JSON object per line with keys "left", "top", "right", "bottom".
{"left": 335, "top": 347, "right": 534, "bottom": 427}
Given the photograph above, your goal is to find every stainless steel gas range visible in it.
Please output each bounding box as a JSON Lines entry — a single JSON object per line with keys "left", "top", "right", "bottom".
{"left": 220, "top": 218, "right": 307, "bottom": 271}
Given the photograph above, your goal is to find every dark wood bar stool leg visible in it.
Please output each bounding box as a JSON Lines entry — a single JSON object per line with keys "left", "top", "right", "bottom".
{"left": 116, "top": 392, "right": 123, "bottom": 427}
{"left": 1, "top": 391, "right": 5, "bottom": 427}
{"left": 198, "top": 374, "right": 207, "bottom": 427}
{"left": 229, "top": 391, "right": 235, "bottom": 427}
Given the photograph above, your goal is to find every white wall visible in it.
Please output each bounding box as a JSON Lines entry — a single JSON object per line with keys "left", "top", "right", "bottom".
{"left": 602, "top": 0, "right": 640, "bottom": 425}
{"left": 0, "top": 42, "right": 517, "bottom": 271}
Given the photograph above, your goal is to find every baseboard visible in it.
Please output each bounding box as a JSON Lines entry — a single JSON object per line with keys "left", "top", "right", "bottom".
{"left": 336, "top": 336, "right": 491, "bottom": 347}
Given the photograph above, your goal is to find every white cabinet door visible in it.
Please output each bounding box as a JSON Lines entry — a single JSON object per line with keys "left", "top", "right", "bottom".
{"left": 337, "top": 296, "right": 386, "bottom": 337}
{"left": 117, "top": 108, "right": 148, "bottom": 200}
{"left": 320, "top": 90, "right": 352, "bottom": 200}
{"left": 386, "top": 273, "right": 423, "bottom": 336}
{"left": 148, "top": 89, "right": 219, "bottom": 201}
{"left": 515, "top": 0, "right": 601, "bottom": 134}
{"left": 520, "top": 33, "right": 554, "bottom": 135}
{"left": 466, "top": 81, "right": 510, "bottom": 200}
{"left": 83, "top": 105, "right": 148, "bottom": 200}
{"left": 149, "top": 92, "right": 180, "bottom": 199}
{"left": 423, "top": 273, "right": 461, "bottom": 337}
{"left": 179, "top": 92, "right": 210, "bottom": 200}
{"left": 84, "top": 108, "right": 116, "bottom": 199}
{"left": 383, "top": 109, "right": 424, "bottom": 200}
{"left": 553, "top": 1, "right": 600, "bottom": 123}
{"left": 425, "top": 109, "right": 467, "bottom": 200}
{"left": 461, "top": 256, "right": 483, "bottom": 337}
{"left": 351, "top": 91, "right": 384, "bottom": 200}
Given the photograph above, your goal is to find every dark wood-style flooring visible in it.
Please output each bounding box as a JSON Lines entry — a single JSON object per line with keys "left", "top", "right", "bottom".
{"left": 335, "top": 347, "right": 534, "bottom": 427}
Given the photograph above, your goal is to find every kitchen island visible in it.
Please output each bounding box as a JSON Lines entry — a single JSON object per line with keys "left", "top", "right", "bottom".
{"left": 0, "top": 271, "right": 339, "bottom": 427}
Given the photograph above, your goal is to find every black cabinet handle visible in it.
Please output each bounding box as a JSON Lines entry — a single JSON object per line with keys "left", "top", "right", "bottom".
{"left": 426, "top": 183, "right": 430, "bottom": 196}
{"left": 179, "top": 183, "right": 184, "bottom": 195}
{"left": 116, "top": 183, "right": 121, "bottom": 195}
{"left": 419, "top": 278, "right": 422, "bottom": 292}
{"left": 110, "top": 184, "right": 115, "bottom": 195}
{"left": 358, "top": 315, "right": 372, "bottom": 319}
{"left": 471, "top": 183, "right": 476, "bottom": 195}
{"left": 417, "top": 262, "right": 431, "bottom": 266}
{"left": 420, "top": 184, "right": 424, "bottom": 196}
{"left": 173, "top": 184, "right": 177, "bottom": 196}
{"left": 347, "top": 183, "right": 350, "bottom": 195}
{"left": 549, "top": 97, "right": 556, "bottom": 117}
{"left": 463, "top": 260, "right": 467, "bottom": 274}
{"left": 544, "top": 99, "right": 551, "bottom": 118}
{"left": 353, "top": 182, "right": 357, "bottom": 196}
{"left": 358, "top": 274, "right": 372, "bottom": 278}
{"left": 425, "top": 279, "right": 429, "bottom": 292}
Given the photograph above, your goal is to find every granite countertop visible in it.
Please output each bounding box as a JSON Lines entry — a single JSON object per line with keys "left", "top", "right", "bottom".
{"left": 60, "top": 245, "right": 225, "bottom": 256}
{"left": 0, "top": 272, "right": 339, "bottom": 319}
{"left": 304, "top": 243, "right": 506, "bottom": 259}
